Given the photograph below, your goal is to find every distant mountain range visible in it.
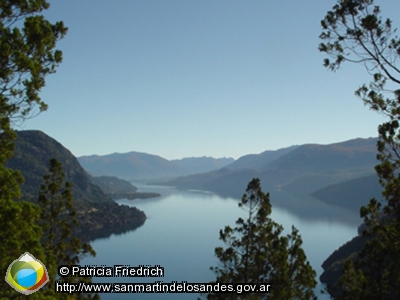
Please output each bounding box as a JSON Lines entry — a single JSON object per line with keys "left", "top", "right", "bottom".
{"left": 78, "top": 152, "right": 234, "bottom": 181}
{"left": 171, "top": 156, "right": 235, "bottom": 175}
{"left": 76, "top": 135, "right": 382, "bottom": 212}
{"left": 156, "top": 137, "right": 381, "bottom": 211}
{"left": 225, "top": 145, "right": 299, "bottom": 170}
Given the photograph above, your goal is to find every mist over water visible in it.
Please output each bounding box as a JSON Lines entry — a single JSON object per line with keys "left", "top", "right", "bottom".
{"left": 82, "top": 184, "right": 360, "bottom": 299}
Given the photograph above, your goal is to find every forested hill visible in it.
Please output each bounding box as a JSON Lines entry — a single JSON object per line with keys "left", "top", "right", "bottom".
{"left": 6, "top": 130, "right": 146, "bottom": 241}
{"left": 8, "top": 130, "right": 109, "bottom": 204}
{"left": 90, "top": 175, "right": 160, "bottom": 200}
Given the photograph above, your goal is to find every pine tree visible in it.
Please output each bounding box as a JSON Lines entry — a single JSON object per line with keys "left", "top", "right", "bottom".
{"left": 333, "top": 143, "right": 400, "bottom": 300}
{"left": 37, "top": 158, "right": 98, "bottom": 299}
{"left": 319, "top": 0, "right": 400, "bottom": 298}
{"left": 206, "top": 178, "right": 317, "bottom": 300}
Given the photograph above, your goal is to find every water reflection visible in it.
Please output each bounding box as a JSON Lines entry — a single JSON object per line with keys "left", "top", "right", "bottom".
{"left": 82, "top": 184, "right": 358, "bottom": 299}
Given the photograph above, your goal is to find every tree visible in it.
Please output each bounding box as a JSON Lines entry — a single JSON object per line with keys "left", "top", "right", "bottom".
{"left": 206, "top": 178, "right": 317, "bottom": 300}
{"left": 38, "top": 158, "right": 98, "bottom": 299}
{"left": 319, "top": 0, "right": 400, "bottom": 298}
{"left": 0, "top": 0, "right": 67, "bottom": 124}
{"left": 0, "top": 0, "right": 67, "bottom": 213}
{"left": 38, "top": 158, "right": 96, "bottom": 266}
{"left": 0, "top": 185, "right": 46, "bottom": 299}
{"left": 0, "top": 0, "right": 66, "bottom": 200}
{"left": 0, "top": 1, "right": 67, "bottom": 297}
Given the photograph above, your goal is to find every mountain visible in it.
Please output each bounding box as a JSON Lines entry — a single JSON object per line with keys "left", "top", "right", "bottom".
{"left": 6, "top": 130, "right": 146, "bottom": 241}
{"left": 316, "top": 174, "right": 384, "bottom": 294}
{"left": 78, "top": 152, "right": 235, "bottom": 180}
{"left": 224, "top": 145, "right": 298, "bottom": 170}
{"left": 311, "top": 174, "right": 382, "bottom": 211}
{"left": 90, "top": 175, "right": 138, "bottom": 194}
{"left": 264, "top": 138, "right": 378, "bottom": 173}
{"left": 78, "top": 152, "right": 182, "bottom": 180}
{"left": 90, "top": 175, "right": 160, "bottom": 200}
{"left": 8, "top": 130, "right": 109, "bottom": 205}
{"left": 171, "top": 156, "right": 234, "bottom": 175}
{"left": 157, "top": 137, "right": 379, "bottom": 206}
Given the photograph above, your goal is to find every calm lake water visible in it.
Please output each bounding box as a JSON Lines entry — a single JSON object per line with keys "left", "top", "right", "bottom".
{"left": 81, "top": 183, "right": 361, "bottom": 299}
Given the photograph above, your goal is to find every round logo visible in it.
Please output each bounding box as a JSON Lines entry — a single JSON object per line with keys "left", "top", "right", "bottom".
{"left": 5, "top": 252, "right": 49, "bottom": 295}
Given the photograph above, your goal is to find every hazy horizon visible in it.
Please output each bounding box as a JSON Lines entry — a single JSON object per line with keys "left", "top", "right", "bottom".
{"left": 75, "top": 135, "right": 377, "bottom": 160}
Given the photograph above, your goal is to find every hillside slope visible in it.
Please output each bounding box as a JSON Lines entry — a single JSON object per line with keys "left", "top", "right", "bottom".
{"left": 8, "top": 130, "right": 109, "bottom": 204}
{"left": 312, "top": 174, "right": 382, "bottom": 211}
{"left": 6, "top": 130, "right": 146, "bottom": 241}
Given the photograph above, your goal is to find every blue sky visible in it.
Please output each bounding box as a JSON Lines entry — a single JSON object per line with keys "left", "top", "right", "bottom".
{"left": 21, "top": 0, "right": 398, "bottom": 160}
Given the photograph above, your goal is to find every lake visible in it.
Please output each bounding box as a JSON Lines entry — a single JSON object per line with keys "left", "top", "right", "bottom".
{"left": 81, "top": 183, "right": 361, "bottom": 299}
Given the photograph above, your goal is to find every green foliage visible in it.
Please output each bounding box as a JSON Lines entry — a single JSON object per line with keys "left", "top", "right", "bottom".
{"left": 0, "top": 1, "right": 78, "bottom": 298}
{"left": 0, "top": 0, "right": 67, "bottom": 123}
{"left": 0, "top": 196, "right": 46, "bottom": 299}
{"left": 0, "top": 102, "right": 48, "bottom": 300}
{"left": 319, "top": 0, "right": 400, "bottom": 114}
{"left": 39, "top": 158, "right": 96, "bottom": 265}
{"left": 320, "top": 0, "right": 400, "bottom": 298}
{"left": 206, "top": 178, "right": 317, "bottom": 300}
{"left": 38, "top": 158, "right": 97, "bottom": 299}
